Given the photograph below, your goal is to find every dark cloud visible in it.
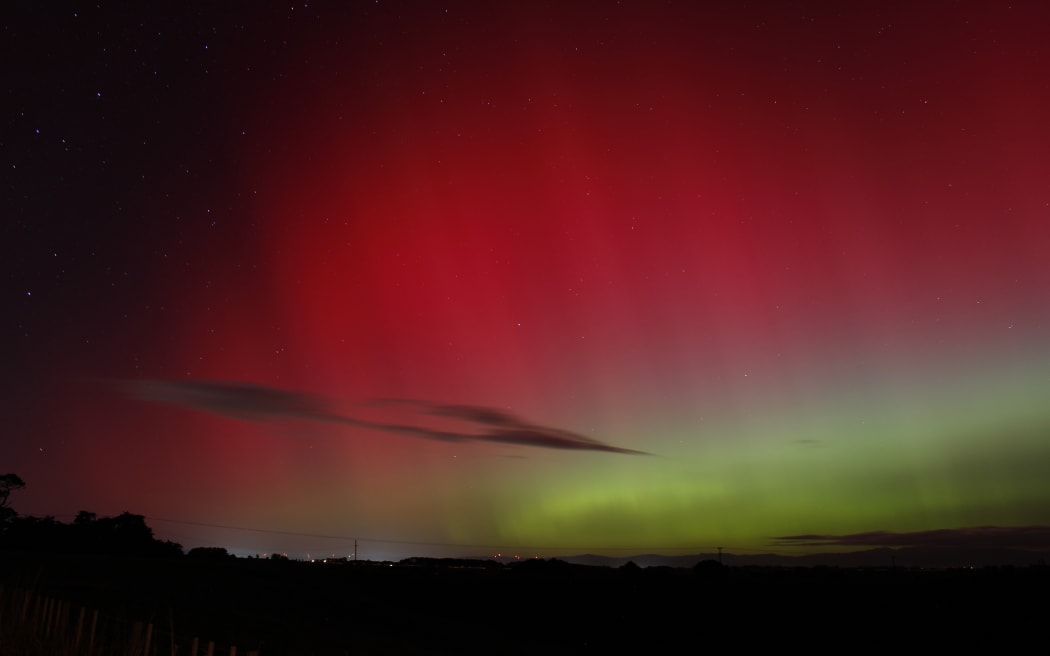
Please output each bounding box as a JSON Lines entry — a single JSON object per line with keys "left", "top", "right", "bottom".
{"left": 417, "top": 401, "right": 648, "bottom": 454}
{"left": 129, "top": 380, "right": 340, "bottom": 423}
{"left": 773, "top": 526, "right": 1050, "bottom": 549}
{"left": 126, "top": 379, "right": 649, "bottom": 455}
{"left": 427, "top": 404, "right": 523, "bottom": 428}
{"left": 485, "top": 427, "right": 647, "bottom": 455}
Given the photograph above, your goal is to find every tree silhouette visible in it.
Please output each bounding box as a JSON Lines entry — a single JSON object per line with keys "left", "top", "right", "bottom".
{"left": 0, "top": 473, "right": 25, "bottom": 525}
{"left": 74, "top": 510, "right": 98, "bottom": 525}
{"left": 0, "top": 473, "right": 25, "bottom": 511}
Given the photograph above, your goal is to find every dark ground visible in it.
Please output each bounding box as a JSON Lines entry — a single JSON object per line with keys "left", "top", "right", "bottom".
{"left": 1, "top": 553, "right": 1045, "bottom": 654}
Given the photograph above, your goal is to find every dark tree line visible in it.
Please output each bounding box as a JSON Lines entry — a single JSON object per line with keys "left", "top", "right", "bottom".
{"left": 0, "top": 472, "right": 183, "bottom": 557}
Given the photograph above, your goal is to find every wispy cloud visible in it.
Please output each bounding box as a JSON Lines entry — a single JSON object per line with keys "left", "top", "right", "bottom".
{"left": 773, "top": 526, "right": 1050, "bottom": 549}
{"left": 131, "top": 379, "right": 340, "bottom": 423}
{"left": 793, "top": 439, "right": 824, "bottom": 448}
{"left": 127, "top": 379, "right": 649, "bottom": 455}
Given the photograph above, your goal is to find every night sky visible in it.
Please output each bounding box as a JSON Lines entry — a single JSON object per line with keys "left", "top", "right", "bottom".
{"left": 4, "top": 2, "right": 1049, "bottom": 561}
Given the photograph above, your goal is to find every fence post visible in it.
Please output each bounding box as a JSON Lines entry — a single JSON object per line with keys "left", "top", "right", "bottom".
{"left": 75, "top": 606, "right": 86, "bottom": 652}
{"left": 56, "top": 600, "right": 68, "bottom": 639}
{"left": 42, "top": 596, "right": 53, "bottom": 639}
{"left": 20, "top": 588, "right": 31, "bottom": 623}
{"left": 89, "top": 608, "right": 99, "bottom": 653}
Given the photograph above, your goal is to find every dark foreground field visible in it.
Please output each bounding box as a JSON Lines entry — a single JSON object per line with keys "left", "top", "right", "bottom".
{"left": 2, "top": 553, "right": 1046, "bottom": 654}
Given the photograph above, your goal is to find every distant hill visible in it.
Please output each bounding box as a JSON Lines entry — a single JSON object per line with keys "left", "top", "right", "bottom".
{"left": 555, "top": 546, "right": 1050, "bottom": 569}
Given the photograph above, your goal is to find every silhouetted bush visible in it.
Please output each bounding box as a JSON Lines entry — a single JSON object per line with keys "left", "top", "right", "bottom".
{"left": 188, "top": 546, "right": 234, "bottom": 560}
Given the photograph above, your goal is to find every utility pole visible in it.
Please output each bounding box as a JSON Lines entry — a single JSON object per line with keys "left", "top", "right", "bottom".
{"left": 354, "top": 539, "right": 358, "bottom": 561}
{"left": 717, "top": 546, "right": 723, "bottom": 565}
